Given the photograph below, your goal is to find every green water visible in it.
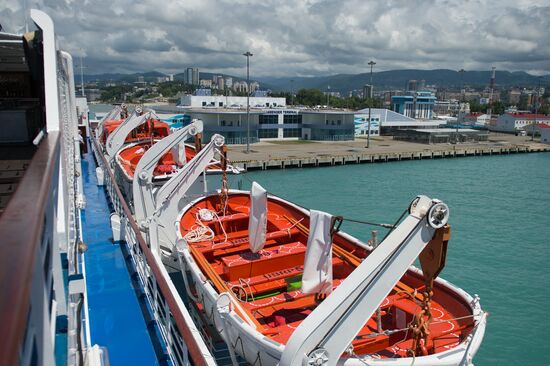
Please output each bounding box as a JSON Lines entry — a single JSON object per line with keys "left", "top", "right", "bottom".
{"left": 244, "top": 152, "right": 550, "bottom": 366}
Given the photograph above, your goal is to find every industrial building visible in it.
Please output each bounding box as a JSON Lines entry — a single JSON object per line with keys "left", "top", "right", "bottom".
{"left": 393, "top": 128, "right": 489, "bottom": 144}
{"left": 354, "top": 108, "right": 442, "bottom": 136}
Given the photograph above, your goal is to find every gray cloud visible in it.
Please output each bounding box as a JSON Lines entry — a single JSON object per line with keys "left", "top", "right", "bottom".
{"left": 2, "top": 0, "right": 549, "bottom": 76}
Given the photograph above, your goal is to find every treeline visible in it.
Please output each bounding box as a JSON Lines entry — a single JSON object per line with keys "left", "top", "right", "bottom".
{"left": 270, "top": 88, "right": 383, "bottom": 109}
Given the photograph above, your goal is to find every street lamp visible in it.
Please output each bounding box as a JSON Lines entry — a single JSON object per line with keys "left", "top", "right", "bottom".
{"left": 533, "top": 76, "right": 542, "bottom": 141}
{"left": 243, "top": 51, "right": 253, "bottom": 153}
{"left": 290, "top": 79, "right": 294, "bottom": 106}
{"left": 366, "top": 60, "right": 376, "bottom": 148}
{"left": 458, "top": 68, "right": 466, "bottom": 144}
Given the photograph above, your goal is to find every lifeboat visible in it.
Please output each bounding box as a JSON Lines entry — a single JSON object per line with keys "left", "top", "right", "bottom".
{"left": 156, "top": 144, "right": 486, "bottom": 366}
{"left": 114, "top": 120, "right": 241, "bottom": 207}
{"left": 173, "top": 191, "right": 486, "bottom": 365}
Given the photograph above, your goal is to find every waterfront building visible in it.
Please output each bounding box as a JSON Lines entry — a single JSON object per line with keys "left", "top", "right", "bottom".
{"left": 354, "top": 108, "right": 441, "bottom": 135}
{"left": 492, "top": 112, "right": 550, "bottom": 132}
{"left": 393, "top": 128, "right": 489, "bottom": 144}
{"left": 541, "top": 125, "right": 550, "bottom": 144}
{"left": 217, "top": 76, "right": 224, "bottom": 90}
{"left": 391, "top": 91, "right": 436, "bottom": 119}
{"left": 179, "top": 95, "right": 285, "bottom": 108}
{"left": 154, "top": 105, "right": 355, "bottom": 143}
{"left": 459, "top": 112, "right": 490, "bottom": 126}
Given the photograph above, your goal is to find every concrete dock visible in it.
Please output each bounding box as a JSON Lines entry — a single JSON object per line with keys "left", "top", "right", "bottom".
{"left": 227, "top": 133, "right": 550, "bottom": 170}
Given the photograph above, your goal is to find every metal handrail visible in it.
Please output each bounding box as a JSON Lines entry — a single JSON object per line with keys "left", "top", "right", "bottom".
{"left": 0, "top": 132, "right": 61, "bottom": 366}
{"left": 91, "top": 136, "right": 209, "bottom": 366}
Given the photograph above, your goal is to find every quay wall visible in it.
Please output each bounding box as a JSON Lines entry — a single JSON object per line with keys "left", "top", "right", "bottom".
{"left": 231, "top": 145, "right": 550, "bottom": 171}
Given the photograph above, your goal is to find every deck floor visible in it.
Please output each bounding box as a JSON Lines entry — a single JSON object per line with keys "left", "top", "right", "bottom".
{"left": 81, "top": 146, "right": 161, "bottom": 365}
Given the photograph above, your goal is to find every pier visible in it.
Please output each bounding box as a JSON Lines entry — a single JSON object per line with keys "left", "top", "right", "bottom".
{"left": 227, "top": 134, "right": 550, "bottom": 171}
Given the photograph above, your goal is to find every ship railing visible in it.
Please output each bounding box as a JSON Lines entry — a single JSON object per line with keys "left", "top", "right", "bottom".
{"left": 0, "top": 133, "right": 65, "bottom": 366}
{"left": 91, "top": 135, "right": 215, "bottom": 366}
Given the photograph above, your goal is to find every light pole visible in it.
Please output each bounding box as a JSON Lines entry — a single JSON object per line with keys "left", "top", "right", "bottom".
{"left": 367, "top": 60, "right": 376, "bottom": 148}
{"left": 243, "top": 51, "right": 253, "bottom": 153}
{"left": 290, "top": 79, "right": 294, "bottom": 106}
{"left": 533, "top": 76, "right": 542, "bottom": 141}
{"left": 458, "top": 68, "right": 465, "bottom": 144}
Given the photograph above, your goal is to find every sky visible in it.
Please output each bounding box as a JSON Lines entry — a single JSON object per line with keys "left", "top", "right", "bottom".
{"left": 2, "top": 0, "right": 550, "bottom": 77}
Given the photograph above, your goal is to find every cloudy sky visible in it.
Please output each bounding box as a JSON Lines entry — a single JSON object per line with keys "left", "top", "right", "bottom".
{"left": 2, "top": 0, "right": 549, "bottom": 77}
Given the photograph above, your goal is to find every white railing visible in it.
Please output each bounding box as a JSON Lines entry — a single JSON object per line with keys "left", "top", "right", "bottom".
{"left": 91, "top": 137, "right": 216, "bottom": 366}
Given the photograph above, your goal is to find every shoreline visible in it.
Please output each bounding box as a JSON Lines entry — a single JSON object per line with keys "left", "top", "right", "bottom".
{"left": 227, "top": 134, "right": 550, "bottom": 170}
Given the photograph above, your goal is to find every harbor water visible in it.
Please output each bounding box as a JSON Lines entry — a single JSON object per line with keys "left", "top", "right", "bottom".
{"left": 243, "top": 152, "right": 550, "bottom": 366}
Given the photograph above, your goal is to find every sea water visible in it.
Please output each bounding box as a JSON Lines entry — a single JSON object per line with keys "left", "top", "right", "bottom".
{"left": 243, "top": 152, "right": 550, "bottom": 366}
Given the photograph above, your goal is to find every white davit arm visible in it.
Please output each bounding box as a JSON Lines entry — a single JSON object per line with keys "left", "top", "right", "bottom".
{"left": 147, "top": 134, "right": 225, "bottom": 252}
{"left": 279, "top": 195, "right": 451, "bottom": 366}
{"left": 105, "top": 110, "right": 155, "bottom": 159}
{"left": 133, "top": 119, "right": 204, "bottom": 225}
{"left": 97, "top": 105, "right": 121, "bottom": 138}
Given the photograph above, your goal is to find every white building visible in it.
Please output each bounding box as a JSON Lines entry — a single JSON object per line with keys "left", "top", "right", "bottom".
{"left": 354, "top": 108, "right": 442, "bottom": 136}
{"left": 493, "top": 113, "right": 550, "bottom": 132}
{"left": 541, "top": 125, "right": 550, "bottom": 144}
{"left": 225, "top": 77, "right": 233, "bottom": 88}
{"left": 459, "top": 112, "right": 491, "bottom": 126}
{"left": 179, "top": 95, "right": 286, "bottom": 109}
{"left": 199, "top": 79, "right": 212, "bottom": 88}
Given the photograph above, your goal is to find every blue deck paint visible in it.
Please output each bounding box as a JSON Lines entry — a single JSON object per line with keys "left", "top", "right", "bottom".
{"left": 82, "top": 150, "right": 158, "bottom": 366}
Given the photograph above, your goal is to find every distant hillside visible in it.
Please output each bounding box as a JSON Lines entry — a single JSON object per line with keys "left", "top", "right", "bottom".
{"left": 81, "top": 71, "right": 167, "bottom": 83}
{"left": 81, "top": 69, "right": 549, "bottom": 92}
{"left": 258, "top": 69, "right": 550, "bottom": 93}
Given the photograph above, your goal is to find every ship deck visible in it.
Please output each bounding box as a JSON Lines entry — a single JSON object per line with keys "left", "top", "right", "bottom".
{"left": 81, "top": 145, "right": 163, "bottom": 365}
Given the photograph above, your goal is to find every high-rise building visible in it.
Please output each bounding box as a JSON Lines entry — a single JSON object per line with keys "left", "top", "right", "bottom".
{"left": 217, "top": 76, "right": 225, "bottom": 90}
{"left": 363, "top": 84, "right": 373, "bottom": 99}
{"left": 185, "top": 67, "right": 200, "bottom": 85}
{"left": 225, "top": 77, "right": 233, "bottom": 88}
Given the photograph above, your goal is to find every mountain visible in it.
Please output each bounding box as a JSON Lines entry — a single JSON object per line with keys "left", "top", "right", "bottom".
{"left": 80, "top": 69, "right": 549, "bottom": 92}
{"left": 258, "top": 69, "right": 550, "bottom": 93}
{"left": 81, "top": 71, "right": 167, "bottom": 83}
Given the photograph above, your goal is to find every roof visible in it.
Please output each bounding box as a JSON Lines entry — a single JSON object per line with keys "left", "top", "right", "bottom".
{"left": 506, "top": 113, "right": 550, "bottom": 120}
{"left": 355, "top": 108, "right": 416, "bottom": 122}
{"left": 537, "top": 123, "right": 550, "bottom": 129}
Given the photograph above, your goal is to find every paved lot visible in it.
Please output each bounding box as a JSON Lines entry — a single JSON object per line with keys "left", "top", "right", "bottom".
{"left": 227, "top": 133, "right": 548, "bottom": 162}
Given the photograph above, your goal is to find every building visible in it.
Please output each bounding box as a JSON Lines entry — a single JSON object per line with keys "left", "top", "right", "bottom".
{"left": 492, "top": 113, "right": 550, "bottom": 132}
{"left": 541, "top": 125, "right": 550, "bottom": 144}
{"left": 199, "top": 79, "right": 212, "bottom": 88}
{"left": 434, "top": 99, "right": 463, "bottom": 116}
{"left": 233, "top": 80, "right": 248, "bottom": 93}
{"left": 216, "top": 76, "right": 224, "bottom": 90}
{"left": 406, "top": 80, "right": 425, "bottom": 92}
{"left": 363, "top": 84, "right": 373, "bottom": 99}
{"left": 225, "top": 77, "right": 233, "bottom": 88}
{"left": 154, "top": 105, "right": 355, "bottom": 143}
{"left": 179, "top": 95, "right": 286, "bottom": 108}
{"left": 393, "top": 128, "right": 489, "bottom": 144}
{"left": 459, "top": 112, "right": 490, "bottom": 126}
{"left": 354, "top": 108, "right": 442, "bottom": 135}
{"left": 391, "top": 92, "right": 436, "bottom": 119}
{"left": 185, "top": 67, "right": 199, "bottom": 85}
